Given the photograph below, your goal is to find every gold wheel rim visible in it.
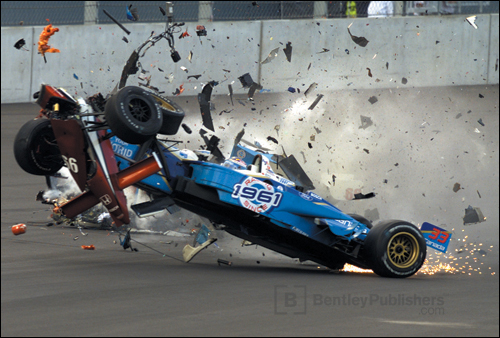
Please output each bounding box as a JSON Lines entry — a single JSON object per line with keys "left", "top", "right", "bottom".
{"left": 153, "top": 96, "right": 176, "bottom": 112}
{"left": 387, "top": 232, "right": 419, "bottom": 268}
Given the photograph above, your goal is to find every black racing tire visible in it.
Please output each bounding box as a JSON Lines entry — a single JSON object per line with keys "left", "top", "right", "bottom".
{"left": 14, "top": 118, "right": 63, "bottom": 176}
{"left": 149, "top": 93, "right": 185, "bottom": 135}
{"left": 363, "top": 220, "right": 426, "bottom": 278}
{"left": 348, "top": 214, "right": 373, "bottom": 229}
{"left": 104, "top": 86, "right": 163, "bottom": 144}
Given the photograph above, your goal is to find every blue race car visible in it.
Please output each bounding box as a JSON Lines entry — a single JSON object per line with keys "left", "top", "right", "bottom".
{"left": 13, "top": 18, "right": 427, "bottom": 278}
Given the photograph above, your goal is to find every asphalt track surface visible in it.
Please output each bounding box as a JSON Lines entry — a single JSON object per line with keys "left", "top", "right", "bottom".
{"left": 2, "top": 87, "right": 499, "bottom": 336}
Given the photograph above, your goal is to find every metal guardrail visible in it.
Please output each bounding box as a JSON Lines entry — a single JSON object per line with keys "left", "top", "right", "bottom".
{"left": 1, "top": 1, "right": 499, "bottom": 26}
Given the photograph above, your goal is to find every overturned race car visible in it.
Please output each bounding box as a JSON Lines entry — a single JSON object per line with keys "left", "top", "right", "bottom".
{"left": 13, "top": 17, "right": 427, "bottom": 278}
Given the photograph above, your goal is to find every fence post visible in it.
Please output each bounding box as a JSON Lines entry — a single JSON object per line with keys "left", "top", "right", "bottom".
{"left": 393, "top": 1, "right": 405, "bottom": 16}
{"left": 84, "top": 1, "right": 98, "bottom": 25}
{"left": 199, "top": 1, "right": 213, "bottom": 21}
{"left": 313, "top": 1, "right": 327, "bottom": 19}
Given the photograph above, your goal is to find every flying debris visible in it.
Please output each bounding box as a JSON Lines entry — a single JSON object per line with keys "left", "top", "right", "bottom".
{"left": 238, "top": 73, "right": 254, "bottom": 88}
{"left": 299, "top": 151, "right": 307, "bottom": 163}
{"left": 122, "top": 36, "right": 129, "bottom": 43}
{"left": 120, "top": 230, "right": 137, "bottom": 251}
{"left": 199, "top": 130, "right": 225, "bottom": 163}
{"left": 304, "top": 82, "right": 317, "bottom": 97}
{"left": 198, "top": 81, "right": 217, "bottom": 131}
{"left": 218, "top": 259, "right": 232, "bottom": 266}
{"left": 173, "top": 84, "right": 184, "bottom": 96}
{"left": 283, "top": 42, "right": 292, "bottom": 62}
{"left": 359, "top": 115, "right": 373, "bottom": 129}
{"left": 248, "top": 83, "right": 263, "bottom": 99}
{"left": 261, "top": 47, "right": 280, "bottom": 64}
{"left": 103, "top": 9, "right": 131, "bottom": 35}
{"left": 267, "top": 136, "right": 279, "bottom": 144}
{"left": 11, "top": 224, "right": 26, "bottom": 236}
{"left": 180, "top": 66, "right": 188, "bottom": 73}
{"left": 179, "top": 28, "right": 190, "bottom": 39}
{"left": 228, "top": 84, "right": 234, "bottom": 105}
{"left": 37, "top": 24, "right": 60, "bottom": 62}
{"left": 187, "top": 74, "right": 202, "bottom": 80}
{"left": 196, "top": 25, "right": 207, "bottom": 36}
{"left": 234, "top": 128, "right": 245, "bottom": 146}
{"left": 14, "top": 38, "right": 27, "bottom": 50}
{"left": 181, "top": 123, "right": 192, "bottom": 134}
{"left": 239, "top": 73, "right": 262, "bottom": 99}
{"left": 477, "top": 118, "right": 484, "bottom": 126}
{"left": 126, "top": 5, "right": 139, "bottom": 21}
{"left": 239, "top": 138, "right": 272, "bottom": 151}
{"left": 353, "top": 192, "right": 375, "bottom": 200}
{"left": 308, "top": 94, "right": 324, "bottom": 110}
{"left": 463, "top": 206, "right": 486, "bottom": 225}
{"left": 466, "top": 15, "right": 478, "bottom": 29}
{"left": 194, "top": 224, "right": 212, "bottom": 246}
{"left": 368, "top": 96, "right": 378, "bottom": 104}
{"left": 182, "top": 238, "right": 217, "bottom": 263}
{"left": 138, "top": 73, "right": 161, "bottom": 93}
{"left": 347, "top": 28, "right": 369, "bottom": 47}
{"left": 219, "top": 109, "right": 233, "bottom": 116}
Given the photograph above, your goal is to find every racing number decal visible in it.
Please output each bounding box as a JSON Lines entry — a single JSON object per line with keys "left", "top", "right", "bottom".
{"left": 428, "top": 227, "right": 450, "bottom": 244}
{"left": 421, "top": 222, "right": 452, "bottom": 253}
{"left": 232, "top": 177, "right": 282, "bottom": 213}
{"left": 61, "top": 155, "right": 79, "bottom": 173}
{"left": 345, "top": 188, "right": 361, "bottom": 200}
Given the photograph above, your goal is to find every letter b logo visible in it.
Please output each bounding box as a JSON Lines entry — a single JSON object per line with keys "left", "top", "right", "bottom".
{"left": 274, "top": 285, "right": 306, "bottom": 315}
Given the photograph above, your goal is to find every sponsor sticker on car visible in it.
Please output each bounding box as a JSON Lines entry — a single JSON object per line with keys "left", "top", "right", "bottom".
{"left": 231, "top": 177, "right": 283, "bottom": 213}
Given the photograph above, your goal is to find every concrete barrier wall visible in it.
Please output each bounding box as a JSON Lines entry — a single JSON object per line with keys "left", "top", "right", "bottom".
{"left": 1, "top": 14, "right": 498, "bottom": 103}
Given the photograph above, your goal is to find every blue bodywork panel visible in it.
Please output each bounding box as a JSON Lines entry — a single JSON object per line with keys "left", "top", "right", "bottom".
{"left": 110, "top": 135, "right": 370, "bottom": 246}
